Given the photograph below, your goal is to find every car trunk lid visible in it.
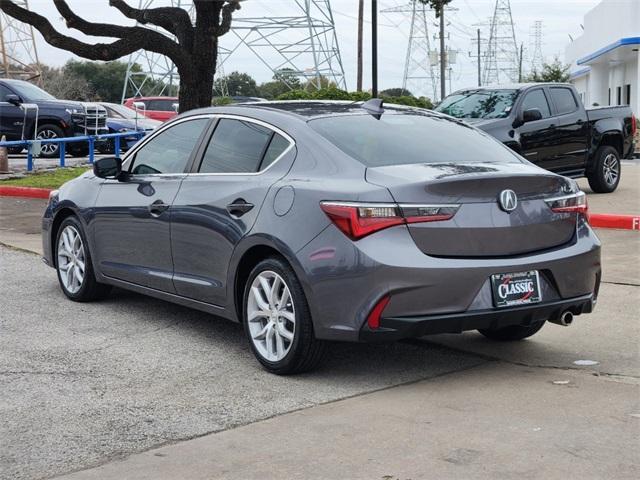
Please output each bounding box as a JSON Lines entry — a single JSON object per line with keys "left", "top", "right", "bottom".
{"left": 366, "top": 162, "right": 577, "bottom": 257}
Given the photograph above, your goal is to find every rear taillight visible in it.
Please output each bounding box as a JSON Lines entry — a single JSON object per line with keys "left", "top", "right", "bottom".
{"left": 320, "top": 201, "right": 459, "bottom": 240}
{"left": 367, "top": 295, "right": 391, "bottom": 330}
{"left": 545, "top": 192, "right": 588, "bottom": 215}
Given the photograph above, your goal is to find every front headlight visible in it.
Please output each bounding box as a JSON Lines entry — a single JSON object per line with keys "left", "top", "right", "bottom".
{"left": 65, "top": 108, "right": 81, "bottom": 115}
{"left": 118, "top": 128, "right": 130, "bottom": 133}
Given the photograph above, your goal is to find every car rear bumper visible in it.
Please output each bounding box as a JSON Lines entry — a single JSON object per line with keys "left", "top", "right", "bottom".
{"left": 359, "top": 293, "right": 595, "bottom": 342}
{"left": 296, "top": 217, "right": 601, "bottom": 342}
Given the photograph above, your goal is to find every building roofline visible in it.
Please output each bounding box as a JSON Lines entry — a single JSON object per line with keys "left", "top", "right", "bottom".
{"left": 569, "top": 67, "right": 591, "bottom": 80}
{"left": 577, "top": 36, "right": 640, "bottom": 65}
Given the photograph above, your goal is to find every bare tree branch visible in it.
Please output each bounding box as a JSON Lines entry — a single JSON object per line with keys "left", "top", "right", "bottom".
{"left": 0, "top": 0, "right": 187, "bottom": 66}
{"left": 218, "top": 0, "right": 241, "bottom": 35}
{"left": 109, "top": 0, "right": 193, "bottom": 45}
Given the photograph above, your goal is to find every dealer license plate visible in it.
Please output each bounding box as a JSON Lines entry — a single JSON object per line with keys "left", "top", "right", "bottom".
{"left": 491, "top": 271, "right": 542, "bottom": 308}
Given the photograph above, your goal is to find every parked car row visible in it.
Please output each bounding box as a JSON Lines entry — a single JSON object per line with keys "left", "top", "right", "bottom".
{"left": 0, "top": 80, "right": 180, "bottom": 158}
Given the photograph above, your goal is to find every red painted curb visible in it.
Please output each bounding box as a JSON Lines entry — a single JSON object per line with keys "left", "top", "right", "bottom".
{"left": 0, "top": 186, "right": 52, "bottom": 199}
{"left": 589, "top": 213, "right": 640, "bottom": 231}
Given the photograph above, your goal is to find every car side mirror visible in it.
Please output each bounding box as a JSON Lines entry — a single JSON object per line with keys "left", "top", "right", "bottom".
{"left": 522, "top": 108, "right": 543, "bottom": 123}
{"left": 5, "top": 94, "right": 22, "bottom": 106}
{"left": 93, "top": 157, "right": 123, "bottom": 179}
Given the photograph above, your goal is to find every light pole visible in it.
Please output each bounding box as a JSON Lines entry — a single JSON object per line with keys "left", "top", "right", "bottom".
{"left": 372, "top": 0, "right": 378, "bottom": 97}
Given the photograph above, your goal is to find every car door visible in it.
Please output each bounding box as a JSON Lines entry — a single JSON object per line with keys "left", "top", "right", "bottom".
{"left": 546, "top": 86, "right": 589, "bottom": 171}
{"left": 516, "top": 87, "right": 556, "bottom": 168}
{"left": 170, "top": 116, "right": 295, "bottom": 306}
{"left": 91, "top": 116, "right": 211, "bottom": 292}
{"left": 0, "top": 83, "right": 25, "bottom": 140}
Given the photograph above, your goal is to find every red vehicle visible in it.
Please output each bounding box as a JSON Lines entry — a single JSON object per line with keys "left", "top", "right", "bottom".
{"left": 123, "top": 96, "right": 179, "bottom": 122}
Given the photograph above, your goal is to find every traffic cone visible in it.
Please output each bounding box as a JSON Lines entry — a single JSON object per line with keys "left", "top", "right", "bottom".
{"left": 0, "top": 135, "right": 9, "bottom": 174}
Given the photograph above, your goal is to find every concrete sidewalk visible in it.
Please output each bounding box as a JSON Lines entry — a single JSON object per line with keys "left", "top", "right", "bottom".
{"left": 58, "top": 362, "right": 639, "bottom": 480}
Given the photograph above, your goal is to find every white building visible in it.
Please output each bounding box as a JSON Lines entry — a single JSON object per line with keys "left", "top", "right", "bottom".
{"left": 565, "top": 0, "right": 640, "bottom": 115}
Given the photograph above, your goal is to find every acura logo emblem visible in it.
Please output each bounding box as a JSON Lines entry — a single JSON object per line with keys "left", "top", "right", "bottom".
{"left": 499, "top": 189, "right": 518, "bottom": 212}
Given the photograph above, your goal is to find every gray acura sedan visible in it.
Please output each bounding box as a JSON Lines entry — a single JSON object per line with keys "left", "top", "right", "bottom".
{"left": 42, "top": 100, "right": 601, "bottom": 374}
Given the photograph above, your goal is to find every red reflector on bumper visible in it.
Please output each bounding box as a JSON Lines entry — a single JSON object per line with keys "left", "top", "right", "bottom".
{"left": 367, "top": 296, "right": 391, "bottom": 330}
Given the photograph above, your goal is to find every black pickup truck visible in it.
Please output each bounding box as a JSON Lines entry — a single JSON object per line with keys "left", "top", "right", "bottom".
{"left": 0, "top": 79, "right": 108, "bottom": 158}
{"left": 435, "top": 83, "right": 636, "bottom": 193}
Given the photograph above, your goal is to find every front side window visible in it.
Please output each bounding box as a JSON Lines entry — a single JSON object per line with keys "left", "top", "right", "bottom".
{"left": 550, "top": 88, "right": 578, "bottom": 115}
{"left": 0, "top": 84, "right": 14, "bottom": 101}
{"left": 199, "top": 119, "right": 282, "bottom": 173}
{"left": 520, "top": 89, "right": 551, "bottom": 118}
{"left": 129, "top": 118, "right": 209, "bottom": 175}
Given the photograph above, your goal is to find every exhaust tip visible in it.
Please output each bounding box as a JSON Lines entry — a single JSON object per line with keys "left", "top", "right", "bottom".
{"left": 559, "top": 310, "right": 574, "bottom": 326}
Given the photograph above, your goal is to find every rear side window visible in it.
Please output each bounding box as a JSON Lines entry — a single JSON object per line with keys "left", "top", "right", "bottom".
{"left": 129, "top": 118, "right": 208, "bottom": 174}
{"left": 550, "top": 88, "right": 578, "bottom": 115}
{"left": 309, "top": 113, "right": 519, "bottom": 168}
{"left": 520, "top": 89, "right": 551, "bottom": 118}
{"left": 261, "top": 133, "right": 291, "bottom": 170}
{"left": 199, "top": 119, "right": 275, "bottom": 173}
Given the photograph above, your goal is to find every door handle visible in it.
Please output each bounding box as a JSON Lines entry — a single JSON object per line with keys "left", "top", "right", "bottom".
{"left": 226, "top": 198, "right": 254, "bottom": 217}
{"left": 148, "top": 199, "right": 170, "bottom": 216}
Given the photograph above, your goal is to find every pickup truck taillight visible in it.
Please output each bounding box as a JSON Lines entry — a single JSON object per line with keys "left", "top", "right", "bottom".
{"left": 320, "top": 201, "right": 460, "bottom": 240}
{"left": 545, "top": 192, "right": 588, "bottom": 216}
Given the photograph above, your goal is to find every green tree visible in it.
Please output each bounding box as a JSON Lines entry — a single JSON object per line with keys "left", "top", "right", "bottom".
{"left": 215, "top": 71, "right": 259, "bottom": 97}
{"left": 381, "top": 88, "right": 413, "bottom": 97}
{"left": 525, "top": 57, "right": 571, "bottom": 83}
{"left": 258, "top": 69, "right": 303, "bottom": 99}
{"left": 417, "top": 0, "right": 452, "bottom": 17}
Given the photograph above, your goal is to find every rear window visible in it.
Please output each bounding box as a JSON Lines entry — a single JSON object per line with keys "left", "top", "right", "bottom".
{"left": 309, "top": 113, "right": 519, "bottom": 167}
{"left": 147, "top": 99, "right": 178, "bottom": 111}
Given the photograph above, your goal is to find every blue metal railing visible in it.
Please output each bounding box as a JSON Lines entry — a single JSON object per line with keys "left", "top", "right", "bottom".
{"left": 0, "top": 131, "right": 145, "bottom": 171}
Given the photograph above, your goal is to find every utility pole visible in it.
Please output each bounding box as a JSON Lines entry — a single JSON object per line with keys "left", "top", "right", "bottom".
{"left": 372, "top": 0, "right": 378, "bottom": 97}
{"left": 357, "top": 0, "right": 364, "bottom": 92}
{"left": 477, "top": 28, "right": 481, "bottom": 86}
{"left": 518, "top": 42, "right": 524, "bottom": 82}
{"left": 439, "top": 7, "right": 446, "bottom": 99}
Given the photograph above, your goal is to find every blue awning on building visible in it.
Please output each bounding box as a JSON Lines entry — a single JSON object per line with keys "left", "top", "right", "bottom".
{"left": 577, "top": 37, "right": 640, "bottom": 65}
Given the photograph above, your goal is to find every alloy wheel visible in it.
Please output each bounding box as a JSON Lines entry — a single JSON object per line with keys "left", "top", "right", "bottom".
{"left": 57, "top": 225, "right": 86, "bottom": 294}
{"left": 603, "top": 153, "right": 619, "bottom": 186}
{"left": 246, "top": 271, "right": 296, "bottom": 362}
{"left": 37, "top": 129, "right": 60, "bottom": 155}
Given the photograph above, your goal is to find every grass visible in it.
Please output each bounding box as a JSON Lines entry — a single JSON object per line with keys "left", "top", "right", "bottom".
{"left": 0, "top": 167, "right": 91, "bottom": 189}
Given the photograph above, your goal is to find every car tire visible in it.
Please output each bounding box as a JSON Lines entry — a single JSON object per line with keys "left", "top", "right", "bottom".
{"left": 55, "top": 216, "right": 111, "bottom": 302}
{"left": 587, "top": 145, "right": 621, "bottom": 193}
{"left": 243, "top": 257, "right": 326, "bottom": 375}
{"left": 478, "top": 321, "right": 546, "bottom": 341}
{"left": 36, "top": 124, "right": 64, "bottom": 158}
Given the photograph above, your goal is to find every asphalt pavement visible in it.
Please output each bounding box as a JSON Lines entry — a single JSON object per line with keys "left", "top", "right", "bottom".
{"left": 0, "top": 161, "right": 638, "bottom": 480}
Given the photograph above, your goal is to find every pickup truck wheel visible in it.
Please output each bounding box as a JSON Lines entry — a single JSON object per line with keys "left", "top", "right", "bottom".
{"left": 588, "top": 146, "right": 621, "bottom": 193}
{"left": 36, "top": 124, "right": 63, "bottom": 158}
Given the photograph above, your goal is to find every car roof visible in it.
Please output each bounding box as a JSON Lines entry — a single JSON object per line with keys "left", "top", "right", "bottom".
{"left": 124, "top": 96, "right": 178, "bottom": 101}
{"left": 189, "top": 100, "right": 433, "bottom": 120}
{"left": 450, "top": 83, "right": 574, "bottom": 93}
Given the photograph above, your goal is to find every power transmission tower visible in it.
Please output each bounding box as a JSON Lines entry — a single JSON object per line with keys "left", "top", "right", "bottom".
{"left": 381, "top": 2, "right": 438, "bottom": 100}
{"left": 529, "top": 20, "right": 544, "bottom": 74}
{"left": 482, "top": 0, "right": 519, "bottom": 86}
{"left": 122, "top": 0, "right": 346, "bottom": 102}
{"left": 0, "top": 0, "right": 42, "bottom": 84}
